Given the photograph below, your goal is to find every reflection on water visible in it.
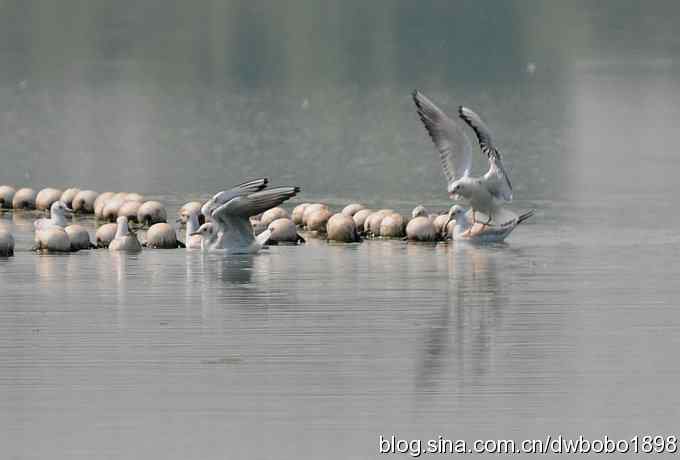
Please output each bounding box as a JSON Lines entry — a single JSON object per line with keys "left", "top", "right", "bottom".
{"left": 1, "top": 205, "right": 679, "bottom": 459}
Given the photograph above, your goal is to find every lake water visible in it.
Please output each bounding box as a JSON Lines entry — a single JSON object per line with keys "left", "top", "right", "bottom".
{"left": 2, "top": 2, "right": 680, "bottom": 459}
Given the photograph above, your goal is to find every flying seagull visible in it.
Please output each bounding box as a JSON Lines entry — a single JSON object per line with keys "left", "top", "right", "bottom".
{"left": 413, "top": 90, "right": 513, "bottom": 225}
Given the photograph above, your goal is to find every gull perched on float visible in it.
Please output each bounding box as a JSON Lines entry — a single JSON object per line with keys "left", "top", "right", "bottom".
{"left": 445, "top": 205, "right": 534, "bottom": 243}
{"left": 412, "top": 90, "right": 514, "bottom": 226}
{"left": 33, "top": 200, "right": 71, "bottom": 231}
{"left": 198, "top": 178, "right": 300, "bottom": 253}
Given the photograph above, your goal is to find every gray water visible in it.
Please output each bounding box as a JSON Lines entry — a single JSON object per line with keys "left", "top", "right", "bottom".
{"left": 2, "top": 2, "right": 680, "bottom": 459}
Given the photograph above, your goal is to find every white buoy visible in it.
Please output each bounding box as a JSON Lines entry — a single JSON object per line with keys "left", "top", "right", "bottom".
{"left": 352, "top": 208, "right": 373, "bottom": 234}
{"left": 72, "top": 190, "right": 99, "bottom": 214}
{"left": 35, "top": 227, "right": 72, "bottom": 252}
{"left": 364, "top": 209, "right": 394, "bottom": 237}
{"left": 137, "top": 201, "right": 167, "bottom": 226}
{"left": 267, "top": 218, "right": 303, "bottom": 243}
{"left": 341, "top": 203, "right": 365, "bottom": 217}
{"left": 60, "top": 188, "right": 80, "bottom": 208}
{"left": 406, "top": 216, "right": 437, "bottom": 241}
{"left": 117, "top": 200, "right": 143, "bottom": 222}
{"left": 0, "top": 185, "right": 16, "bottom": 209}
{"left": 65, "top": 224, "right": 93, "bottom": 250}
{"left": 379, "top": 213, "right": 406, "bottom": 238}
{"left": 291, "top": 203, "right": 310, "bottom": 225}
{"left": 36, "top": 188, "right": 63, "bottom": 210}
{"left": 12, "top": 188, "right": 37, "bottom": 210}
{"left": 94, "top": 192, "right": 115, "bottom": 218}
{"left": 326, "top": 213, "right": 360, "bottom": 242}
{"left": 145, "top": 223, "right": 178, "bottom": 249}
{"left": 260, "top": 207, "right": 289, "bottom": 227}
{"left": 306, "top": 208, "right": 333, "bottom": 233}
{"left": 102, "top": 198, "right": 126, "bottom": 222}
{"left": 95, "top": 223, "right": 118, "bottom": 248}
{"left": 178, "top": 201, "right": 203, "bottom": 224}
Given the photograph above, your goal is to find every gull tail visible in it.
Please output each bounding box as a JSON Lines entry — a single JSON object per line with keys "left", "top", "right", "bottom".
{"left": 517, "top": 209, "right": 535, "bottom": 225}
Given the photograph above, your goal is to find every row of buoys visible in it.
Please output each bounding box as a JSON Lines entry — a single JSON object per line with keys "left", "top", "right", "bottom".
{"left": 249, "top": 207, "right": 304, "bottom": 244}
{"left": 0, "top": 182, "right": 457, "bottom": 257}
{"left": 0, "top": 183, "right": 181, "bottom": 255}
{"left": 0, "top": 185, "right": 168, "bottom": 227}
{"left": 289, "top": 202, "right": 453, "bottom": 243}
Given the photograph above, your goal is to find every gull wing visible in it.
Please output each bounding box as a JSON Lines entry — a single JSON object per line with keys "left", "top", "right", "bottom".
{"left": 412, "top": 90, "right": 472, "bottom": 185}
{"left": 210, "top": 178, "right": 269, "bottom": 206}
{"left": 202, "top": 178, "right": 270, "bottom": 220}
{"left": 212, "top": 186, "right": 300, "bottom": 221}
{"left": 458, "top": 106, "right": 513, "bottom": 201}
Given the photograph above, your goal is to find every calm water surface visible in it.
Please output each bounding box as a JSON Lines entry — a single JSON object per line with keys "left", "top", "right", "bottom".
{"left": 2, "top": 2, "right": 680, "bottom": 459}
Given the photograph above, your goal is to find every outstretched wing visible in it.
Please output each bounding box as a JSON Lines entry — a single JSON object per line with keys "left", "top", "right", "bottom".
{"left": 458, "top": 106, "right": 513, "bottom": 201}
{"left": 413, "top": 90, "right": 472, "bottom": 185}
{"left": 210, "top": 178, "right": 269, "bottom": 206}
{"left": 202, "top": 178, "right": 270, "bottom": 220}
{"left": 212, "top": 186, "right": 300, "bottom": 221}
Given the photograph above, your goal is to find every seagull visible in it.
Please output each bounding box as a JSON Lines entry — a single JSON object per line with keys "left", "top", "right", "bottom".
{"left": 184, "top": 208, "right": 203, "bottom": 249}
{"left": 190, "top": 222, "right": 218, "bottom": 251}
{"left": 199, "top": 178, "right": 300, "bottom": 253}
{"left": 34, "top": 200, "right": 71, "bottom": 231}
{"left": 109, "top": 216, "right": 142, "bottom": 252}
{"left": 412, "top": 90, "right": 513, "bottom": 226}
{"left": 445, "top": 205, "right": 534, "bottom": 243}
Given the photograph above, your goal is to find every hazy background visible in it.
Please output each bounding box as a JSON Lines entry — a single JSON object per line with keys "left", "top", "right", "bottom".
{"left": 3, "top": 3, "right": 680, "bottom": 460}
{"left": 0, "top": 0, "right": 678, "bottom": 204}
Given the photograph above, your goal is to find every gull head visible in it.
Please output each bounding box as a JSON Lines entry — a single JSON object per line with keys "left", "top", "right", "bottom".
{"left": 448, "top": 205, "right": 466, "bottom": 220}
{"left": 448, "top": 181, "right": 466, "bottom": 199}
{"left": 191, "top": 222, "right": 216, "bottom": 239}
{"left": 50, "top": 200, "right": 72, "bottom": 216}
{"left": 445, "top": 205, "right": 468, "bottom": 229}
{"left": 411, "top": 205, "right": 428, "bottom": 219}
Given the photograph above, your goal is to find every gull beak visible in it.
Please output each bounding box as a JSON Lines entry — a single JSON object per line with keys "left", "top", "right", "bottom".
{"left": 190, "top": 232, "right": 201, "bottom": 237}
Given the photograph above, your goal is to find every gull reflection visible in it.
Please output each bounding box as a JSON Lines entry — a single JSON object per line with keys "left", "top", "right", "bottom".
{"left": 416, "top": 243, "right": 503, "bottom": 395}
{"left": 110, "top": 251, "right": 142, "bottom": 328}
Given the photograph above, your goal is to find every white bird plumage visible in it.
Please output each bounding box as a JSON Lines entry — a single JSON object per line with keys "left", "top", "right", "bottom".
{"left": 34, "top": 200, "right": 71, "bottom": 231}
{"left": 446, "top": 205, "right": 534, "bottom": 243}
{"left": 199, "top": 178, "right": 300, "bottom": 253}
{"left": 413, "top": 90, "right": 513, "bottom": 224}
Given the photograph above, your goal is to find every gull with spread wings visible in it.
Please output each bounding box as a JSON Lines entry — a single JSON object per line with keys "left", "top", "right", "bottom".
{"left": 412, "top": 90, "right": 513, "bottom": 226}
{"left": 197, "top": 178, "right": 300, "bottom": 253}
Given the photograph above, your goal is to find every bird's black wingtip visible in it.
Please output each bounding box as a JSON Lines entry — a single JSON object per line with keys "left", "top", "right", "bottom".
{"left": 517, "top": 209, "right": 536, "bottom": 225}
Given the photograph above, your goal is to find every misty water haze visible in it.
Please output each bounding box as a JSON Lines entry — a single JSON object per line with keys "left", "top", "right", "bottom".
{"left": 1, "top": 1, "right": 680, "bottom": 459}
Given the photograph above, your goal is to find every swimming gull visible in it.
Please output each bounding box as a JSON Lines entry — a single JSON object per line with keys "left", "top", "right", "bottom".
{"left": 109, "top": 216, "right": 142, "bottom": 252}
{"left": 34, "top": 201, "right": 71, "bottom": 231}
{"left": 200, "top": 178, "right": 300, "bottom": 253}
{"left": 445, "top": 205, "right": 534, "bottom": 243}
